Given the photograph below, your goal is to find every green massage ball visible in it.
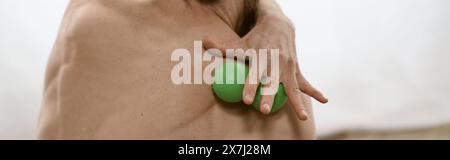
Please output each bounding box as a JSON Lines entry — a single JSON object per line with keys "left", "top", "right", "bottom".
{"left": 251, "top": 83, "right": 288, "bottom": 113}
{"left": 212, "top": 62, "right": 288, "bottom": 113}
{"left": 212, "top": 62, "right": 249, "bottom": 103}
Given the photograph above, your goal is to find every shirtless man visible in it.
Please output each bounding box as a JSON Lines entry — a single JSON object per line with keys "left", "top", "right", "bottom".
{"left": 38, "top": 0, "right": 328, "bottom": 140}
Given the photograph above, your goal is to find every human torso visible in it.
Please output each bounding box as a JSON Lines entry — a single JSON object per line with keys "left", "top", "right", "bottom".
{"left": 38, "top": 0, "right": 314, "bottom": 139}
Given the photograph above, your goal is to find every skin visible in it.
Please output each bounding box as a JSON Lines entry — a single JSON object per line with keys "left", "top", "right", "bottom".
{"left": 203, "top": 0, "right": 328, "bottom": 120}
{"left": 38, "top": 0, "right": 325, "bottom": 139}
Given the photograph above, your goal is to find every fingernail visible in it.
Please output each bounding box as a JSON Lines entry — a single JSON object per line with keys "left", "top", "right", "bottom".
{"left": 300, "top": 110, "right": 309, "bottom": 121}
{"left": 245, "top": 95, "right": 253, "bottom": 104}
{"left": 262, "top": 103, "right": 271, "bottom": 115}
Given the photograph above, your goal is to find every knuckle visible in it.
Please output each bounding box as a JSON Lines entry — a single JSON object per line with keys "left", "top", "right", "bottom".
{"left": 288, "top": 87, "right": 300, "bottom": 95}
{"left": 287, "top": 58, "right": 296, "bottom": 65}
{"left": 300, "top": 81, "right": 311, "bottom": 89}
{"left": 279, "top": 54, "right": 289, "bottom": 62}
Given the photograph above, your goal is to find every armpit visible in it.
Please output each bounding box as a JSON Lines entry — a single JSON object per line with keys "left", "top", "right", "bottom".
{"left": 197, "top": 0, "right": 222, "bottom": 5}
{"left": 237, "top": 0, "right": 258, "bottom": 37}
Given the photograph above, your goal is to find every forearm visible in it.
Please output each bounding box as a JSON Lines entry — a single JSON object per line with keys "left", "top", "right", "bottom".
{"left": 235, "top": 0, "right": 294, "bottom": 36}
{"left": 257, "top": 0, "right": 284, "bottom": 17}
{"left": 256, "top": 0, "right": 294, "bottom": 29}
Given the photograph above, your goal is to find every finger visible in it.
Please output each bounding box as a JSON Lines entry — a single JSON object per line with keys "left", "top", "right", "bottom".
{"left": 243, "top": 48, "right": 267, "bottom": 105}
{"left": 283, "top": 60, "right": 308, "bottom": 121}
{"left": 258, "top": 48, "right": 283, "bottom": 114}
{"left": 284, "top": 79, "right": 308, "bottom": 121}
{"left": 242, "top": 63, "right": 259, "bottom": 105}
{"left": 259, "top": 77, "right": 277, "bottom": 115}
{"left": 295, "top": 63, "right": 328, "bottom": 103}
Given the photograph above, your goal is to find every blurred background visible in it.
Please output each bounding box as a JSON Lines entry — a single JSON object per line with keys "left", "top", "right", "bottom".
{"left": 0, "top": 0, "right": 449, "bottom": 140}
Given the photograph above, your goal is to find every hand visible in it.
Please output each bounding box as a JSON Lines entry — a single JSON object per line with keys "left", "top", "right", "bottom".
{"left": 203, "top": 14, "right": 327, "bottom": 121}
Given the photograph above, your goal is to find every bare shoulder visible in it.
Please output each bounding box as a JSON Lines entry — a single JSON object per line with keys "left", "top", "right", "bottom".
{"left": 43, "top": 0, "right": 132, "bottom": 90}
{"left": 62, "top": 0, "right": 125, "bottom": 40}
